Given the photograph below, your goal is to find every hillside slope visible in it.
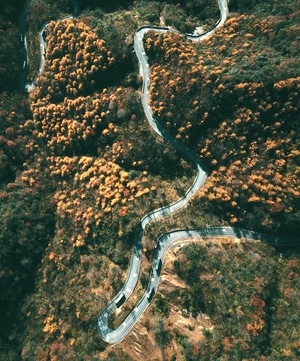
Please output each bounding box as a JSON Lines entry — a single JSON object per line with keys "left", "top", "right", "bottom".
{"left": 0, "top": 0, "right": 299, "bottom": 360}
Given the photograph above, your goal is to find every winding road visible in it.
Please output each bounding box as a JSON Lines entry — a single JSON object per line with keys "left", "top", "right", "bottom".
{"left": 19, "top": 0, "right": 299, "bottom": 346}
{"left": 18, "top": 0, "right": 79, "bottom": 91}
{"left": 97, "top": 0, "right": 299, "bottom": 344}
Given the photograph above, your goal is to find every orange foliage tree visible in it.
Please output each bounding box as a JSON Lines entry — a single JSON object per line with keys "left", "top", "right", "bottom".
{"left": 145, "top": 14, "right": 300, "bottom": 236}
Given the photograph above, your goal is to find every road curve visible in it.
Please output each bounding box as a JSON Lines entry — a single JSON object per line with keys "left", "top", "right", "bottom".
{"left": 19, "top": 0, "right": 299, "bottom": 345}
{"left": 97, "top": 0, "right": 298, "bottom": 344}
{"left": 97, "top": 0, "right": 220, "bottom": 344}
{"left": 18, "top": 0, "right": 81, "bottom": 92}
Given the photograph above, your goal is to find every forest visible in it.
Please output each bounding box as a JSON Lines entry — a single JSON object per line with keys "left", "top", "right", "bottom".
{"left": 0, "top": 0, "right": 299, "bottom": 360}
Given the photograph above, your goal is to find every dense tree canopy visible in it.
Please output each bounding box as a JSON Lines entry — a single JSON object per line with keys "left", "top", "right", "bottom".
{"left": 146, "top": 11, "right": 300, "bottom": 236}
{"left": 0, "top": 0, "right": 299, "bottom": 360}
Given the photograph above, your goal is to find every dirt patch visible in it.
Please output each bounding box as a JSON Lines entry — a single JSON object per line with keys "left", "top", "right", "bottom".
{"left": 104, "top": 237, "right": 216, "bottom": 361}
